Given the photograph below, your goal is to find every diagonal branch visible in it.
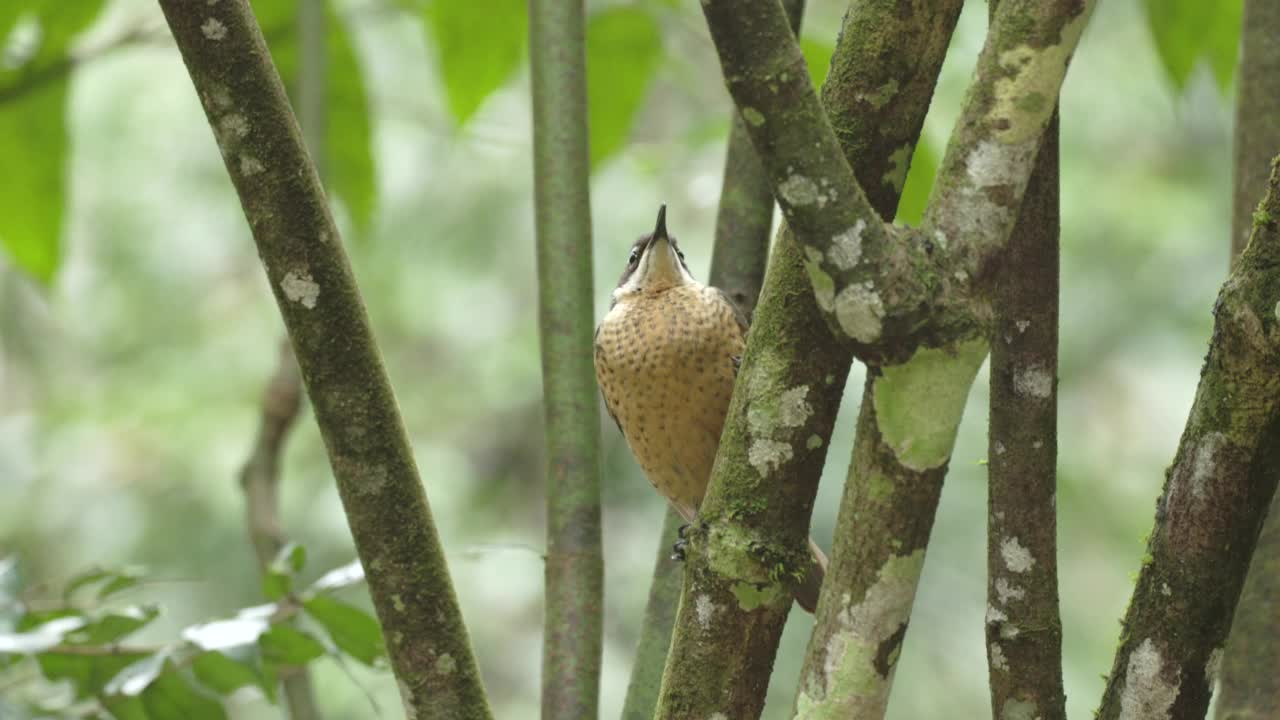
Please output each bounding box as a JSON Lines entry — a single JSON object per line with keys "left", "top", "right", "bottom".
{"left": 529, "top": 0, "right": 604, "bottom": 716}
{"left": 653, "top": 3, "right": 961, "bottom": 717}
{"left": 1217, "top": 0, "right": 1280, "bottom": 715}
{"left": 700, "top": 0, "right": 1094, "bottom": 363}
{"left": 1096, "top": 157, "right": 1280, "bottom": 720}
{"left": 155, "top": 2, "right": 491, "bottom": 718}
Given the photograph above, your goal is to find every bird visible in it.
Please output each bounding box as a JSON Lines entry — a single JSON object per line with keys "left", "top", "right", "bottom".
{"left": 593, "top": 205, "right": 826, "bottom": 612}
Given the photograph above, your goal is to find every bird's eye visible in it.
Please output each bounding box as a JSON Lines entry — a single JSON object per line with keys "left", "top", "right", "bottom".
{"left": 629, "top": 248, "right": 641, "bottom": 264}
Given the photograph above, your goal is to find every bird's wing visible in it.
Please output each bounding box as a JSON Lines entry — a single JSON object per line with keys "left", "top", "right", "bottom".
{"left": 713, "top": 288, "right": 751, "bottom": 335}
{"left": 713, "top": 288, "right": 749, "bottom": 375}
{"left": 593, "top": 324, "right": 623, "bottom": 434}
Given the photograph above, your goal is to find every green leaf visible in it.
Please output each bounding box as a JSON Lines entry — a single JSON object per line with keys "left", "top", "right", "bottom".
{"left": 258, "top": 625, "right": 325, "bottom": 666}
{"left": 105, "top": 664, "right": 227, "bottom": 720}
{"left": 190, "top": 651, "right": 263, "bottom": 696}
{"left": 67, "top": 606, "right": 160, "bottom": 645}
{"left": 586, "top": 6, "right": 661, "bottom": 167}
{"left": 1206, "top": 0, "right": 1242, "bottom": 90}
{"left": 425, "top": 0, "right": 527, "bottom": 125}
{"left": 0, "top": 77, "right": 66, "bottom": 282}
{"left": 252, "top": 0, "right": 376, "bottom": 231}
{"left": 799, "top": 37, "right": 833, "bottom": 89}
{"left": 1143, "top": 0, "right": 1241, "bottom": 91}
{"left": 63, "top": 566, "right": 146, "bottom": 602}
{"left": 302, "top": 596, "right": 384, "bottom": 665}
{"left": 37, "top": 650, "right": 148, "bottom": 699}
{"left": 0, "top": 1, "right": 105, "bottom": 284}
{"left": 262, "top": 542, "right": 305, "bottom": 600}
{"left": 894, "top": 135, "right": 937, "bottom": 225}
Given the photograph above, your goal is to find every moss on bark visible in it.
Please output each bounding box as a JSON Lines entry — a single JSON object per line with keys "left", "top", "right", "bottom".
{"left": 1096, "top": 158, "right": 1280, "bottom": 720}
{"left": 155, "top": 2, "right": 491, "bottom": 718}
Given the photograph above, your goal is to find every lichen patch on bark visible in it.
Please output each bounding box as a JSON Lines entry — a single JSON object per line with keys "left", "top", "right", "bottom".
{"left": 1118, "top": 638, "right": 1179, "bottom": 720}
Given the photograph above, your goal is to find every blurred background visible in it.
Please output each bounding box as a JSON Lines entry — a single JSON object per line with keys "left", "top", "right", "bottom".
{"left": 0, "top": 0, "right": 1238, "bottom": 717}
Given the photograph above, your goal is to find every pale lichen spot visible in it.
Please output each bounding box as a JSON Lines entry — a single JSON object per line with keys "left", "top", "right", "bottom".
{"left": 1000, "top": 536, "right": 1035, "bottom": 573}
{"left": 933, "top": 230, "right": 948, "bottom": 251}
{"left": 1013, "top": 365, "right": 1053, "bottom": 399}
{"left": 1016, "top": 319, "right": 1031, "bottom": 333}
{"left": 392, "top": 594, "right": 406, "bottom": 612}
{"left": 990, "top": 643, "right": 1008, "bottom": 672}
{"left": 857, "top": 79, "right": 899, "bottom": 109}
{"left": 741, "top": 107, "right": 765, "bottom": 127}
{"left": 1161, "top": 582, "right": 1172, "bottom": 597}
{"left": 1032, "top": 439, "right": 1043, "bottom": 450}
{"left": 749, "top": 439, "right": 793, "bottom": 477}
{"left": 207, "top": 83, "right": 233, "bottom": 110}
{"left": 1205, "top": 647, "right": 1223, "bottom": 686}
{"left": 1001, "top": 698, "right": 1038, "bottom": 720}
{"left": 986, "top": 605, "right": 1008, "bottom": 625}
{"left": 994, "top": 440, "right": 1006, "bottom": 456}
{"left": 435, "top": 654, "right": 457, "bottom": 675}
{"left": 833, "top": 282, "right": 884, "bottom": 343}
{"left": 1120, "top": 638, "right": 1180, "bottom": 719}
{"left": 806, "top": 434, "right": 823, "bottom": 450}
{"left": 794, "top": 551, "right": 925, "bottom": 718}
{"left": 990, "top": 8, "right": 1092, "bottom": 143}
{"left": 802, "top": 253, "right": 836, "bottom": 312}
{"left": 779, "top": 174, "right": 820, "bottom": 206}
{"left": 1189, "top": 432, "right": 1226, "bottom": 500}
{"left": 882, "top": 144, "right": 912, "bottom": 193}
{"left": 218, "top": 113, "right": 249, "bottom": 140}
{"left": 1000, "top": 624, "right": 1020, "bottom": 640}
{"left": 828, "top": 219, "right": 866, "bottom": 271}
{"left": 281, "top": 269, "right": 320, "bottom": 309}
{"left": 872, "top": 339, "right": 988, "bottom": 472}
{"left": 994, "top": 578, "right": 1024, "bottom": 603}
{"left": 779, "top": 386, "right": 813, "bottom": 427}
{"left": 708, "top": 714, "right": 729, "bottom": 720}
{"left": 201, "top": 17, "right": 227, "bottom": 41}
{"left": 695, "top": 594, "right": 717, "bottom": 631}
{"left": 239, "top": 154, "right": 265, "bottom": 177}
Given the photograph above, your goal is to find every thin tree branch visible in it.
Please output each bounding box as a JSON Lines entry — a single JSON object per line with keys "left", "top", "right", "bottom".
{"left": 985, "top": 111, "right": 1064, "bottom": 718}
{"left": 238, "top": 338, "right": 319, "bottom": 720}
{"left": 652, "top": 2, "right": 961, "bottom": 716}
{"left": 1096, "top": 157, "right": 1280, "bottom": 720}
{"left": 699, "top": 0, "right": 1093, "bottom": 363}
{"left": 620, "top": 510, "right": 682, "bottom": 720}
{"left": 528, "top": 0, "right": 603, "bottom": 717}
{"left": 621, "top": 6, "right": 805, "bottom": 717}
{"left": 156, "top": 3, "right": 491, "bottom": 718}
{"left": 789, "top": 3, "right": 963, "bottom": 717}
{"left": 1215, "top": 2, "right": 1280, "bottom": 715}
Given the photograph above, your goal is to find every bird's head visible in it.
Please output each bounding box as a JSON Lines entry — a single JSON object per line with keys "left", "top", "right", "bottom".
{"left": 612, "top": 205, "right": 695, "bottom": 304}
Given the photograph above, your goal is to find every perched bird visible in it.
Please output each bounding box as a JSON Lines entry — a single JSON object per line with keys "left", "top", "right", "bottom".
{"left": 593, "top": 205, "right": 826, "bottom": 612}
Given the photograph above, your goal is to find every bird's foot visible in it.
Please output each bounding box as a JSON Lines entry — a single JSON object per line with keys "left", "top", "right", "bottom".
{"left": 671, "top": 537, "right": 688, "bottom": 562}
{"left": 677, "top": 523, "right": 691, "bottom": 539}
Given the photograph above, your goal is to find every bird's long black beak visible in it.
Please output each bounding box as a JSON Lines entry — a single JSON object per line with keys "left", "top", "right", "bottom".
{"left": 647, "top": 205, "right": 668, "bottom": 250}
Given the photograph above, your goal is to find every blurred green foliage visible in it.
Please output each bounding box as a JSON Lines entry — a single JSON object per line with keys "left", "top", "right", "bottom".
{"left": 1143, "top": 0, "right": 1242, "bottom": 90}
{"left": 0, "top": 0, "right": 1243, "bottom": 718}
{"left": 0, "top": 553, "right": 377, "bottom": 719}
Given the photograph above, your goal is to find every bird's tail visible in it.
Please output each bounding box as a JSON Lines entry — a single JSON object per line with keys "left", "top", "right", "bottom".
{"left": 793, "top": 536, "right": 828, "bottom": 614}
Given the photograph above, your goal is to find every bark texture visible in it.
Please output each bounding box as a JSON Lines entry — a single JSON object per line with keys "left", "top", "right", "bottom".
{"left": 529, "top": 0, "right": 604, "bottom": 717}
{"left": 654, "top": 2, "right": 962, "bottom": 718}
{"left": 156, "top": 3, "right": 491, "bottom": 717}
{"left": 985, "top": 115, "right": 1064, "bottom": 720}
{"left": 699, "top": 0, "right": 1094, "bottom": 361}
{"left": 622, "top": 0, "right": 802, "bottom": 700}
{"left": 792, "top": 3, "right": 964, "bottom": 718}
{"left": 1096, "top": 158, "right": 1280, "bottom": 720}
{"left": 1217, "top": 1, "right": 1280, "bottom": 716}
